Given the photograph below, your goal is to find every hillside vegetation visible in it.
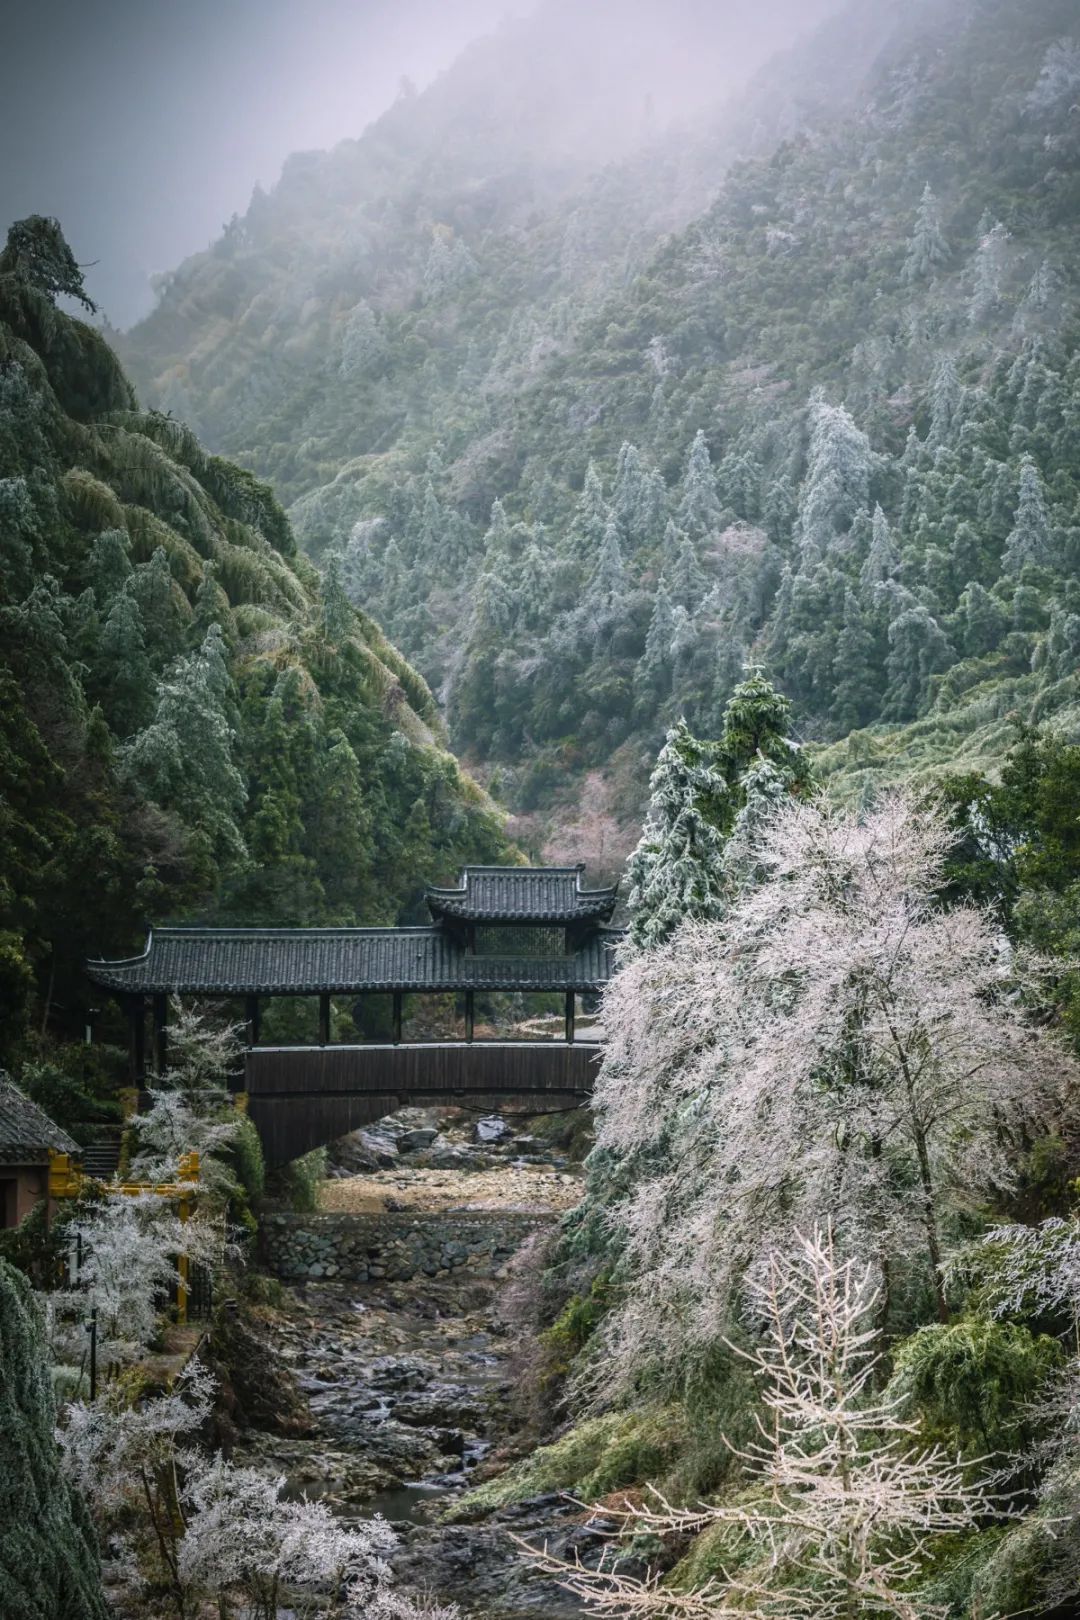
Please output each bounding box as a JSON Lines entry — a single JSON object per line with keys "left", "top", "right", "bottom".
{"left": 124, "top": 0, "right": 1080, "bottom": 855}
{"left": 0, "top": 218, "right": 509, "bottom": 1064}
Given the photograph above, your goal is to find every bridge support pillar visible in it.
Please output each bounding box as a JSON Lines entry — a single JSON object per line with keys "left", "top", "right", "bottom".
{"left": 152, "top": 993, "right": 168, "bottom": 1075}
{"left": 128, "top": 995, "right": 146, "bottom": 1082}
{"left": 465, "top": 990, "right": 474, "bottom": 1042}
{"left": 245, "top": 994, "right": 260, "bottom": 1048}
{"left": 319, "top": 993, "right": 331, "bottom": 1047}
{"left": 564, "top": 992, "right": 575, "bottom": 1045}
{"left": 392, "top": 992, "right": 402, "bottom": 1045}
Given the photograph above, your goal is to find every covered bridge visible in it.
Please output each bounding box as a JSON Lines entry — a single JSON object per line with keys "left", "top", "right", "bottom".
{"left": 87, "top": 865, "right": 623, "bottom": 1164}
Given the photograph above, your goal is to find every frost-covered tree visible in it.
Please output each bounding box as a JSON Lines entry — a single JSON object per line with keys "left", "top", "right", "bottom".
{"left": 124, "top": 624, "right": 247, "bottom": 870}
{"left": 635, "top": 577, "right": 675, "bottom": 697}
{"left": 798, "top": 395, "right": 872, "bottom": 558}
{"left": 625, "top": 718, "right": 728, "bottom": 951}
{"left": 594, "top": 792, "right": 1071, "bottom": 1386}
{"left": 678, "top": 429, "right": 721, "bottom": 539}
{"left": 54, "top": 1193, "right": 228, "bottom": 1364}
{"left": 0, "top": 215, "right": 97, "bottom": 311}
{"left": 901, "top": 183, "right": 950, "bottom": 282}
{"left": 968, "top": 221, "right": 1012, "bottom": 325}
{"left": 928, "top": 352, "right": 963, "bottom": 445}
{"left": 668, "top": 531, "right": 708, "bottom": 611}
{"left": 1002, "top": 455, "right": 1053, "bottom": 573}
{"left": 526, "top": 1230, "right": 995, "bottom": 1620}
{"left": 883, "top": 603, "right": 953, "bottom": 719}
{"left": 0, "top": 1259, "right": 108, "bottom": 1620}
{"left": 571, "top": 462, "right": 609, "bottom": 562}
{"left": 859, "top": 502, "right": 899, "bottom": 590}
{"left": 625, "top": 672, "right": 806, "bottom": 951}
{"left": 61, "top": 1358, "right": 407, "bottom": 1620}
{"left": 339, "top": 299, "right": 385, "bottom": 378}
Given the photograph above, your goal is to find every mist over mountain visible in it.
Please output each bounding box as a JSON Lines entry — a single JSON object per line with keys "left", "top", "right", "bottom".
{"left": 122, "top": 0, "right": 1080, "bottom": 869}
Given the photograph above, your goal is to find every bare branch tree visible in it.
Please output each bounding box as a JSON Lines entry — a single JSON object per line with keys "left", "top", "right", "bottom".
{"left": 518, "top": 1229, "right": 997, "bottom": 1620}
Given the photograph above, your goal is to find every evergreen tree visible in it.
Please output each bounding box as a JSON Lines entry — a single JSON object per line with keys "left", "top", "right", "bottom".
{"left": 1003, "top": 455, "right": 1053, "bottom": 574}
{"left": 958, "top": 579, "right": 1010, "bottom": 657}
{"left": 0, "top": 1258, "right": 108, "bottom": 1620}
{"left": 678, "top": 429, "right": 721, "bottom": 539}
{"left": 636, "top": 577, "right": 675, "bottom": 698}
{"left": 969, "top": 221, "right": 1011, "bottom": 326}
{"left": 928, "top": 353, "right": 963, "bottom": 445}
{"left": 125, "top": 625, "right": 247, "bottom": 875}
{"left": 831, "top": 588, "right": 880, "bottom": 732}
{"left": 571, "top": 462, "right": 609, "bottom": 561}
{"left": 626, "top": 718, "right": 729, "bottom": 950}
{"left": 859, "top": 503, "right": 898, "bottom": 590}
{"left": 319, "top": 549, "right": 354, "bottom": 646}
{"left": 0, "top": 215, "right": 97, "bottom": 312}
{"left": 96, "top": 592, "right": 155, "bottom": 737}
{"left": 902, "top": 183, "right": 950, "bottom": 281}
{"left": 798, "top": 396, "right": 871, "bottom": 558}
{"left": 669, "top": 531, "right": 707, "bottom": 611}
{"left": 883, "top": 605, "right": 954, "bottom": 719}
{"left": 87, "top": 528, "right": 132, "bottom": 606}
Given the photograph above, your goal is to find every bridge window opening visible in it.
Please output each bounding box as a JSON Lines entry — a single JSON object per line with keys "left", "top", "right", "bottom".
{"left": 350, "top": 993, "right": 394, "bottom": 1043}
{"left": 401, "top": 992, "right": 457, "bottom": 1043}
{"left": 483, "top": 990, "right": 565, "bottom": 1041}
{"left": 259, "top": 997, "right": 320, "bottom": 1046}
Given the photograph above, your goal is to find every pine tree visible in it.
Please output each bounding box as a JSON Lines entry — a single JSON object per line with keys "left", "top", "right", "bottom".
{"left": 958, "top": 579, "right": 1010, "bottom": 657}
{"left": 969, "top": 221, "right": 1011, "bottom": 326}
{"left": 87, "top": 528, "right": 132, "bottom": 606}
{"left": 125, "top": 625, "right": 247, "bottom": 873}
{"left": 678, "top": 429, "right": 721, "bottom": 539}
{"left": 319, "top": 549, "right": 354, "bottom": 646}
{"left": 1003, "top": 455, "right": 1052, "bottom": 573}
{"left": 884, "top": 604, "right": 954, "bottom": 719}
{"left": 626, "top": 718, "right": 728, "bottom": 950}
{"left": 831, "top": 588, "right": 880, "bottom": 732}
{"left": 0, "top": 1258, "right": 108, "bottom": 1620}
{"left": 798, "top": 396, "right": 871, "bottom": 558}
{"left": 928, "top": 353, "right": 963, "bottom": 445}
{"left": 902, "top": 183, "right": 950, "bottom": 281}
{"left": 669, "top": 531, "right": 707, "bottom": 611}
{"left": 571, "top": 462, "right": 609, "bottom": 561}
{"left": 636, "top": 577, "right": 675, "bottom": 698}
{"left": 96, "top": 592, "right": 155, "bottom": 737}
{"left": 859, "top": 503, "right": 899, "bottom": 591}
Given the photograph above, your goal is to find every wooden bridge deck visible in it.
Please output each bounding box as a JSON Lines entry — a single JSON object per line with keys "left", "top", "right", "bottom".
{"left": 245, "top": 1041, "right": 601, "bottom": 1166}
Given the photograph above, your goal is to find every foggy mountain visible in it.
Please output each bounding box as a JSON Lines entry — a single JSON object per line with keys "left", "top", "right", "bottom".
{"left": 122, "top": 0, "right": 1080, "bottom": 868}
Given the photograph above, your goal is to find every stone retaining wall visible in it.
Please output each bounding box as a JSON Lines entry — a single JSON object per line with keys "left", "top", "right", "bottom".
{"left": 259, "top": 1210, "right": 550, "bottom": 1283}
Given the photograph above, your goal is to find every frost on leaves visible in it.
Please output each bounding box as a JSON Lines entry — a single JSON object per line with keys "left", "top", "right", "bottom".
{"left": 594, "top": 790, "right": 1072, "bottom": 1389}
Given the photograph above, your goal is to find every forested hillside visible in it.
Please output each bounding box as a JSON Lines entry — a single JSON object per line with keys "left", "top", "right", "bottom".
{"left": 0, "top": 218, "right": 509, "bottom": 1064}
{"left": 124, "top": 0, "right": 1080, "bottom": 860}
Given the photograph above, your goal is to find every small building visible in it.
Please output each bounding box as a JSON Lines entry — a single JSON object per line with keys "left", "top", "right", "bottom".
{"left": 0, "top": 1076, "right": 80, "bottom": 1228}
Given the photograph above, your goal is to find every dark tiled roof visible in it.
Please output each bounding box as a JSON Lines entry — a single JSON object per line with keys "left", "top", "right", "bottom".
{"left": 0, "top": 1077, "right": 79, "bottom": 1162}
{"left": 426, "top": 865, "right": 618, "bottom": 923}
{"left": 86, "top": 926, "right": 623, "bottom": 996}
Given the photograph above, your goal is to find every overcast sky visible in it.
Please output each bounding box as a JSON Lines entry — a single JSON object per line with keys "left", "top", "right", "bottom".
{"left": 1, "top": 0, "right": 523, "bottom": 326}
{"left": 2, "top": 0, "right": 843, "bottom": 329}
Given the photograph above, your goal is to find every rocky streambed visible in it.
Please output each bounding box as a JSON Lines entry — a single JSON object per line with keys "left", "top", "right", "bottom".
{"left": 240, "top": 1109, "right": 599, "bottom": 1618}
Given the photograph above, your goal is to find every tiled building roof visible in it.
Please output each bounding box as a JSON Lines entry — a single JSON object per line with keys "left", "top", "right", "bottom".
{"left": 0, "top": 1076, "right": 79, "bottom": 1162}
{"left": 426, "top": 865, "right": 618, "bottom": 923}
{"left": 86, "top": 925, "right": 623, "bottom": 996}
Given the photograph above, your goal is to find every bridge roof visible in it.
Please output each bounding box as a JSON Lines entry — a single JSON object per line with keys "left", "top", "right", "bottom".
{"left": 86, "top": 925, "right": 623, "bottom": 996}
{"left": 426, "top": 865, "right": 618, "bottom": 924}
